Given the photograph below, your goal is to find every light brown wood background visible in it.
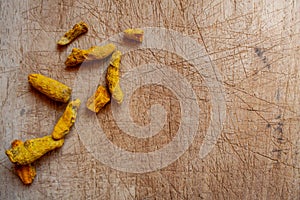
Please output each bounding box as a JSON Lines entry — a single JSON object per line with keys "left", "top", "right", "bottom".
{"left": 1, "top": 0, "right": 299, "bottom": 199}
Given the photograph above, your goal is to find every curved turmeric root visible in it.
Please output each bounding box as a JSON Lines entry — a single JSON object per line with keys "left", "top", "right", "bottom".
{"left": 106, "top": 50, "right": 124, "bottom": 104}
{"left": 6, "top": 136, "right": 64, "bottom": 165}
{"left": 11, "top": 140, "right": 36, "bottom": 185}
{"left": 86, "top": 86, "right": 110, "bottom": 113}
{"left": 57, "top": 21, "right": 88, "bottom": 45}
{"left": 65, "top": 44, "right": 116, "bottom": 67}
{"left": 52, "top": 99, "right": 81, "bottom": 140}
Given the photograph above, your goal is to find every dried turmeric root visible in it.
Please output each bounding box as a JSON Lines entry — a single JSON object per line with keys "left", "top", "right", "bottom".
{"left": 11, "top": 140, "right": 36, "bottom": 185}
{"left": 86, "top": 85, "right": 110, "bottom": 113}
{"left": 6, "top": 135, "right": 64, "bottom": 165}
{"left": 123, "top": 28, "right": 144, "bottom": 42}
{"left": 15, "top": 164, "right": 36, "bottom": 185}
{"left": 57, "top": 21, "right": 88, "bottom": 45}
{"left": 28, "top": 74, "right": 72, "bottom": 103}
{"left": 52, "top": 99, "right": 81, "bottom": 140}
{"left": 106, "top": 50, "right": 123, "bottom": 104}
{"left": 65, "top": 43, "right": 116, "bottom": 67}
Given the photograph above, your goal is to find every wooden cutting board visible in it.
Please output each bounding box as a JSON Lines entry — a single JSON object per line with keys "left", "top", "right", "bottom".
{"left": 1, "top": 0, "right": 299, "bottom": 199}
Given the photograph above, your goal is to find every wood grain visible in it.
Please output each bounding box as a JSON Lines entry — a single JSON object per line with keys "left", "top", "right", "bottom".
{"left": 1, "top": 0, "right": 299, "bottom": 199}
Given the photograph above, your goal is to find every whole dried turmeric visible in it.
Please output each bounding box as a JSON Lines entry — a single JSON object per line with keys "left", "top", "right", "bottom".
{"left": 57, "top": 21, "right": 88, "bottom": 45}
{"left": 65, "top": 43, "right": 116, "bottom": 67}
{"left": 15, "top": 164, "right": 36, "bottom": 185}
{"left": 106, "top": 50, "right": 123, "bottom": 104}
{"left": 123, "top": 28, "right": 144, "bottom": 42}
{"left": 6, "top": 135, "right": 64, "bottom": 165}
{"left": 86, "top": 85, "right": 110, "bottom": 113}
{"left": 28, "top": 74, "right": 72, "bottom": 103}
{"left": 11, "top": 140, "right": 36, "bottom": 185}
{"left": 52, "top": 99, "right": 81, "bottom": 140}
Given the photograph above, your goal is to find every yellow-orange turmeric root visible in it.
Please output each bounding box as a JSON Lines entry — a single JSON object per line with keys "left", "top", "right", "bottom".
{"left": 106, "top": 50, "right": 124, "bottom": 104}
{"left": 6, "top": 135, "right": 64, "bottom": 165}
{"left": 11, "top": 140, "right": 36, "bottom": 185}
{"left": 57, "top": 21, "right": 88, "bottom": 45}
{"left": 15, "top": 164, "right": 36, "bottom": 185}
{"left": 28, "top": 74, "right": 72, "bottom": 103}
{"left": 86, "top": 85, "right": 110, "bottom": 113}
{"left": 123, "top": 28, "right": 144, "bottom": 42}
{"left": 65, "top": 43, "right": 116, "bottom": 67}
{"left": 52, "top": 99, "right": 81, "bottom": 140}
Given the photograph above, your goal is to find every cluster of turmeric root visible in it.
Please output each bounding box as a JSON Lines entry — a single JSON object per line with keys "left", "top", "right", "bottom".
{"left": 6, "top": 96, "right": 80, "bottom": 184}
{"left": 5, "top": 22, "right": 144, "bottom": 185}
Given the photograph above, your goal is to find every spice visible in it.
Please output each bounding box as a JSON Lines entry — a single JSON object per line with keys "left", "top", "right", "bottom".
{"left": 65, "top": 43, "right": 116, "bottom": 67}
{"left": 15, "top": 164, "right": 36, "bottom": 185}
{"left": 11, "top": 140, "right": 36, "bottom": 185}
{"left": 86, "top": 85, "right": 110, "bottom": 113}
{"left": 57, "top": 22, "right": 88, "bottom": 45}
{"left": 106, "top": 50, "right": 123, "bottom": 104}
{"left": 52, "top": 99, "right": 81, "bottom": 140}
{"left": 28, "top": 74, "right": 72, "bottom": 103}
{"left": 6, "top": 135, "right": 64, "bottom": 165}
{"left": 123, "top": 28, "right": 144, "bottom": 42}
{"left": 11, "top": 139, "right": 23, "bottom": 148}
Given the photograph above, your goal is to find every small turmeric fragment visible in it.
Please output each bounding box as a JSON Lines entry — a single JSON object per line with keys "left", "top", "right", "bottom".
{"left": 6, "top": 135, "right": 64, "bottom": 165}
{"left": 28, "top": 74, "right": 72, "bottom": 103}
{"left": 11, "top": 140, "right": 36, "bottom": 185}
{"left": 52, "top": 99, "right": 81, "bottom": 140}
{"left": 123, "top": 28, "right": 144, "bottom": 42}
{"left": 15, "top": 164, "right": 36, "bottom": 185}
{"left": 57, "top": 21, "right": 88, "bottom": 45}
{"left": 11, "top": 139, "right": 23, "bottom": 148}
{"left": 86, "top": 85, "right": 110, "bottom": 113}
{"left": 106, "top": 50, "right": 123, "bottom": 104}
{"left": 65, "top": 43, "right": 116, "bottom": 67}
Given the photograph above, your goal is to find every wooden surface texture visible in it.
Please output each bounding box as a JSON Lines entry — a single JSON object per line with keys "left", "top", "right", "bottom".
{"left": 0, "top": 0, "right": 299, "bottom": 199}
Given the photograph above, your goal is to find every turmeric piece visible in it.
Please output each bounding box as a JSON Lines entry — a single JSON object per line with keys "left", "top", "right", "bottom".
{"left": 6, "top": 135, "right": 64, "bottom": 165}
{"left": 11, "top": 139, "right": 23, "bottom": 148}
{"left": 57, "top": 21, "right": 88, "bottom": 45}
{"left": 11, "top": 140, "right": 36, "bottom": 185}
{"left": 15, "top": 164, "right": 36, "bottom": 185}
{"left": 86, "top": 85, "right": 110, "bottom": 113}
{"left": 106, "top": 50, "right": 123, "bottom": 104}
{"left": 123, "top": 28, "right": 144, "bottom": 42}
{"left": 28, "top": 74, "right": 72, "bottom": 103}
{"left": 52, "top": 99, "right": 81, "bottom": 140}
{"left": 65, "top": 43, "right": 116, "bottom": 67}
